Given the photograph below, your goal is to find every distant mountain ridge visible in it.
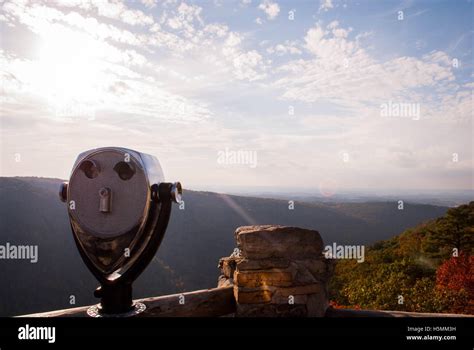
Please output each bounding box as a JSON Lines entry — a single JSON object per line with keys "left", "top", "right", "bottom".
{"left": 0, "top": 177, "right": 448, "bottom": 316}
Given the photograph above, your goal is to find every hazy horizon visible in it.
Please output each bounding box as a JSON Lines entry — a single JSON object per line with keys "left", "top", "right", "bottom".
{"left": 2, "top": 175, "right": 472, "bottom": 207}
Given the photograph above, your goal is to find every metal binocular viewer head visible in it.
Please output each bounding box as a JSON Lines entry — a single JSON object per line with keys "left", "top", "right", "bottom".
{"left": 59, "top": 147, "right": 182, "bottom": 316}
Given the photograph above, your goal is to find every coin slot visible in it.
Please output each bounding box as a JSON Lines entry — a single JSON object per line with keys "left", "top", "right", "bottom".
{"left": 99, "top": 187, "right": 111, "bottom": 213}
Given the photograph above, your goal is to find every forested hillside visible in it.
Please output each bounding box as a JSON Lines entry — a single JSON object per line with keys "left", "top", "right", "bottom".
{"left": 329, "top": 202, "right": 474, "bottom": 314}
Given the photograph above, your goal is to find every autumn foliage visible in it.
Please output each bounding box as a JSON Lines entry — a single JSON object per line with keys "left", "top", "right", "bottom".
{"left": 435, "top": 252, "right": 474, "bottom": 313}
{"left": 329, "top": 202, "right": 474, "bottom": 314}
{"left": 436, "top": 252, "right": 473, "bottom": 291}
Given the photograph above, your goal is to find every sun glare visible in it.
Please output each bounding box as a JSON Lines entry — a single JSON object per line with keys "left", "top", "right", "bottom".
{"left": 35, "top": 29, "right": 104, "bottom": 117}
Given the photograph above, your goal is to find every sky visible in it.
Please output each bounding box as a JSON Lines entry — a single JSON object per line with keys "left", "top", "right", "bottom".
{"left": 0, "top": 0, "right": 472, "bottom": 194}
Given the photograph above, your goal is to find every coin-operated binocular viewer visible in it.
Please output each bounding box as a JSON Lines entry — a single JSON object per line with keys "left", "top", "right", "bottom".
{"left": 59, "top": 147, "right": 182, "bottom": 317}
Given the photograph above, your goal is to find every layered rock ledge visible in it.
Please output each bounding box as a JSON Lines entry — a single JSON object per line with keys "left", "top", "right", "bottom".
{"left": 218, "top": 225, "right": 334, "bottom": 317}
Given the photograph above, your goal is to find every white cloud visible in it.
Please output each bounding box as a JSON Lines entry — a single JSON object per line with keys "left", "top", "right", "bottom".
{"left": 274, "top": 22, "right": 458, "bottom": 114}
{"left": 319, "top": 0, "right": 333, "bottom": 12}
{"left": 327, "top": 20, "right": 338, "bottom": 29}
{"left": 53, "top": 0, "right": 94, "bottom": 10}
{"left": 258, "top": 0, "right": 280, "bottom": 20}
{"left": 266, "top": 41, "right": 302, "bottom": 56}
{"left": 230, "top": 50, "right": 265, "bottom": 81}
{"left": 94, "top": 0, "right": 154, "bottom": 26}
{"left": 50, "top": 0, "right": 154, "bottom": 25}
{"left": 225, "top": 32, "right": 242, "bottom": 47}
{"left": 222, "top": 32, "right": 267, "bottom": 81}
{"left": 204, "top": 23, "right": 229, "bottom": 37}
{"left": 177, "top": 2, "right": 203, "bottom": 23}
{"left": 163, "top": 2, "right": 204, "bottom": 39}
{"left": 2, "top": 2, "right": 145, "bottom": 46}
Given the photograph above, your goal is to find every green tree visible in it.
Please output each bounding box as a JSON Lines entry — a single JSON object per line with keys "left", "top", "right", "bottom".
{"left": 427, "top": 202, "right": 474, "bottom": 258}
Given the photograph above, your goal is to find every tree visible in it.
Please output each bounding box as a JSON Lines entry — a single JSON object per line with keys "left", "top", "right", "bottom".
{"left": 436, "top": 252, "right": 473, "bottom": 297}
{"left": 434, "top": 251, "right": 473, "bottom": 314}
{"left": 427, "top": 202, "right": 474, "bottom": 258}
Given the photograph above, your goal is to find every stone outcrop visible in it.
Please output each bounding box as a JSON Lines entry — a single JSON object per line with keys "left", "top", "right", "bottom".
{"left": 218, "top": 225, "right": 334, "bottom": 317}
